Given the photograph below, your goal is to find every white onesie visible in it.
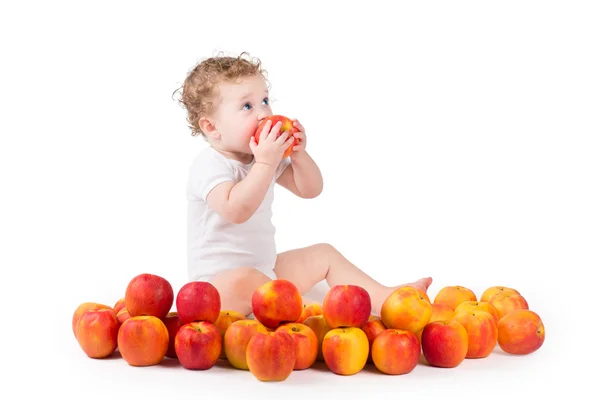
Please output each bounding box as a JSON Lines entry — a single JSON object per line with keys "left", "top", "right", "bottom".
{"left": 186, "top": 146, "right": 291, "bottom": 282}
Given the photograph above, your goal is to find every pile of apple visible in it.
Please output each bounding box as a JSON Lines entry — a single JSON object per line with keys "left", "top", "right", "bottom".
{"left": 72, "top": 273, "right": 545, "bottom": 381}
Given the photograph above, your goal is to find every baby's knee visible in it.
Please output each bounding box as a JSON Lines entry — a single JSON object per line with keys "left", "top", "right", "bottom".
{"left": 313, "top": 242, "right": 339, "bottom": 257}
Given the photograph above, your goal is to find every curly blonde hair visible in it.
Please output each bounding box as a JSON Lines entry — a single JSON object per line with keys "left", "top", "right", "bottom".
{"left": 173, "top": 52, "right": 268, "bottom": 138}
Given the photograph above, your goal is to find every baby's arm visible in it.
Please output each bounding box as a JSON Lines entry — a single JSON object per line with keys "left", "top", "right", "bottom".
{"left": 207, "top": 120, "right": 295, "bottom": 224}
{"left": 206, "top": 163, "right": 278, "bottom": 224}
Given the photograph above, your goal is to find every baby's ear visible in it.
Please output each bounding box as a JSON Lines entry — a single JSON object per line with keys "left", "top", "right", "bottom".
{"left": 199, "top": 117, "right": 219, "bottom": 138}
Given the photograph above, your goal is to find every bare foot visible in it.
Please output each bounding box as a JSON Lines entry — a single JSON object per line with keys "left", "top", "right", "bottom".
{"left": 397, "top": 277, "right": 433, "bottom": 293}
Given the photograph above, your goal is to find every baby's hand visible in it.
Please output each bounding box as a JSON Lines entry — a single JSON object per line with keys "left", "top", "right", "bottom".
{"left": 250, "top": 120, "right": 296, "bottom": 168}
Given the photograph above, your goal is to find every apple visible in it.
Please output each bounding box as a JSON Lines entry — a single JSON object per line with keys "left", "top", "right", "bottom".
{"left": 176, "top": 281, "right": 221, "bottom": 324}
{"left": 254, "top": 115, "right": 299, "bottom": 159}
{"left": 322, "top": 285, "right": 371, "bottom": 328}
{"left": 421, "top": 320, "right": 468, "bottom": 368}
{"left": 322, "top": 327, "right": 369, "bottom": 376}
{"left": 371, "top": 329, "right": 420, "bottom": 375}
{"left": 125, "top": 273, "right": 174, "bottom": 319}
{"left": 498, "top": 310, "right": 545, "bottom": 355}
{"left": 296, "top": 303, "right": 323, "bottom": 323}
{"left": 118, "top": 315, "right": 169, "bottom": 366}
{"left": 224, "top": 319, "right": 268, "bottom": 370}
{"left": 175, "top": 321, "right": 222, "bottom": 370}
{"left": 489, "top": 292, "right": 529, "bottom": 319}
{"left": 453, "top": 310, "right": 498, "bottom": 359}
{"left": 361, "top": 318, "right": 386, "bottom": 364}
{"left": 75, "top": 309, "right": 119, "bottom": 359}
{"left": 433, "top": 286, "right": 477, "bottom": 310}
{"left": 430, "top": 303, "right": 455, "bottom": 323}
{"left": 162, "top": 311, "right": 183, "bottom": 358}
{"left": 454, "top": 300, "right": 500, "bottom": 324}
{"left": 113, "top": 298, "right": 126, "bottom": 314}
{"left": 380, "top": 287, "right": 432, "bottom": 333}
{"left": 251, "top": 279, "right": 303, "bottom": 329}
{"left": 116, "top": 307, "right": 131, "bottom": 325}
{"left": 246, "top": 330, "right": 296, "bottom": 382}
{"left": 480, "top": 286, "right": 520, "bottom": 303}
{"left": 214, "top": 310, "right": 246, "bottom": 359}
{"left": 72, "top": 302, "right": 112, "bottom": 338}
{"left": 302, "top": 315, "right": 331, "bottom": 361}
{"left": 276, "top": 323, "right": 318, "bottom": 370}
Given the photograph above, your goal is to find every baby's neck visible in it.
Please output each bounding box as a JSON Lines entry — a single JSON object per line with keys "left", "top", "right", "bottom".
{"left": 212, "top": 146, "right": 254, "bottom": 164}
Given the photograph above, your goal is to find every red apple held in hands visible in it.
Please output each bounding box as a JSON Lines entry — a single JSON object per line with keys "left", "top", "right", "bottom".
{"left": 176, "top": 281, "right": 221, "bottom": 324}
{"left": 254, "top": 115, "right": 300, "bottom": 159}
{"left": 246, "top": 330, "right": 296, "bottom": 382}
{"left": 251, "top": 279, "right": 303, "bottom": 329}
{"left": 175, "top": 321, "right": 222, "bottom": 370}
{"left": 322, "top": 285, "right": 371, "bottom": 329}
{"left": 125, "top": 273, "right": 174, "bottom": 319}
{"left": 75, "top": 309, "right": 119, "bottom": 359}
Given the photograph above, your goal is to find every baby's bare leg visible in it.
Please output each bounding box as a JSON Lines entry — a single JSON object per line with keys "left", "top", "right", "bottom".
{"left": 274, "top": 243, "right": 432, "bottom": 315}
{"left": 208, "top": 266, "right": 273, "bottom": 317}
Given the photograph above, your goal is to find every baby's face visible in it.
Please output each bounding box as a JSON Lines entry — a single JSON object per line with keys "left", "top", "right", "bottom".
{"left": 211, "top": 73, "right": 273, "bottom": 154}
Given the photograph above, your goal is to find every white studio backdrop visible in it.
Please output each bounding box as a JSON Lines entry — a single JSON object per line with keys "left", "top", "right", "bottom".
{"left": 1, "top": 0, "right": 598, "bottom": 397}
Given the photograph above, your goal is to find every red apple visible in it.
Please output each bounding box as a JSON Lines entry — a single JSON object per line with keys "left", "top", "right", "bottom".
{"left": 175, "top": 321, "right": 222, "bottom": 370}
{"left": 254, "top": 115, "right": 300, "bottom": 159}
{"left": 371, "top": 329, "right": 421, "bottom": 375}
{"left": 251, "top": 279, "right": 303, "bottom": 329}
{"left": 421, "top": 320, "right": 469, "bottom": 368}
{"left": 246, "top": 330, "right": 296, "bottom": 382}
{"left": 162, "top": 311, "right": 183, "bottom": 358}
{"left": 176, "top": 281, "right": 221, "bottom": 324}
{"left": 322, "top": 285, "right": 371, "bottom": 328}
{"left": 276, "top": 323, "right": 318, "bottom": 370}
{"left": 75, "top": 309, "right": 119, "bottom": 359}
{"left": 125, "top": 273, "right": 174, "bottom": 319}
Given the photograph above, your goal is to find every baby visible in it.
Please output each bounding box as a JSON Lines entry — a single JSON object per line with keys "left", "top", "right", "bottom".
{"left": 176, "top": 52, "right": 432, "bottom": 317}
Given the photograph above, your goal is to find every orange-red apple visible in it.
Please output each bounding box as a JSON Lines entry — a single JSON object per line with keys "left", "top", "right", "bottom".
{"left": 361, "top": 318, "right": 386, "bottom": 364}
{"left": 433, "top": 286, "right": 477, "bottom": 310}
{"left": 276, "top": 323, "right": 318, "bottom": 370}
{"left": 125, "top": 273, "right": 174, "bottom": 319}
{"left": 162, "top": 311, "right": 183, "bottom": 358}
{"left": 251, "top": 279, "right": 303, "bottom": 329}
{"left": 430, "top": 303, "right": 455, "bottom": 322}
{"left": 323, "top": 285, "right": 371, "bottom": 328}
{"left": 75, "top": 308, "right": 119, "bottom": 359}
{"left": 296, "top": 303, "right": 323, "bottom": 323}
{"left": 246, "top": 330, "right": 296, "bottom": 382}
{"left": 176, "top": 281, "right": 221, "bottom": 324}
{"left": 498, "top": 310, "right": 545, "bottom": 355}
{"left": 453, "top": 310, "right": 498, "bottom": 359}
{"left": 421, "top": 320, "right": 468, "bottom": 368}
{"left": 224, "top": 319, "right": 268, "bottom": 370}
{"left": 302, "top": 315, "right": 331, "bottom": 361}
{"left": 254, "top": 115, "right": 300, "bottom": 159}
{"left": 490, "top": 292, "right": 529, "bottom": 319}
{"left": 113, "top": 298, "right": 126, "bottom": 314}
{"left": 322, "top": 327, "right": 369, "bottom": 375}
{"left": 371, "top": 329, "right": 420, "bottom": 375}
{"left": 380, "top": 287, "right": 432, "bottom": 333}
{"left": 454, "top": 301, "right": 500, "bottom": 323}
{"left": 116, "top": 307, "right": 131, "bottom": 325}
{"left": 72, "top": 302, "right": 112, "bottom": 338}
{"left": 175, "top": 321, "right": 222, "bottom": 370}
{"left": 214, "top": 310, "right": 246, "bottom": 359}
{"left": 480, "top": 286, "right": 520, "bottom": 303}
{"left": 117, "top": 315, "right": 169, "bottom": 366}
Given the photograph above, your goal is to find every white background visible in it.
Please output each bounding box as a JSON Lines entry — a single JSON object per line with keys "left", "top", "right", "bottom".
{"left": 2, "top": 0, "right": 598, "bottom": 398}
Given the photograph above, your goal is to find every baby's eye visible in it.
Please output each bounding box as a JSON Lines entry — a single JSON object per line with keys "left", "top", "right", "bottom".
{"left": 262, "top": 97, "right": 269, "bottom": 105}
{"left": 243, "top": 102, "right": 252, "bottom": 110}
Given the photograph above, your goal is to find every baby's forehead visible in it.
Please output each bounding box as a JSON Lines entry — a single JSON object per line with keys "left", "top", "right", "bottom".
{"left": 217, "top": 75, "right": 268, "bottom": 102}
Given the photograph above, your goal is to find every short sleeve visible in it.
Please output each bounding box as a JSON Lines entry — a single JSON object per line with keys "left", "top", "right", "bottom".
{"left": 275, "top": 157, "right": 292, "bottom": 180}
{"left": 187, "top": 152, "right": 235, "bottom": 201}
